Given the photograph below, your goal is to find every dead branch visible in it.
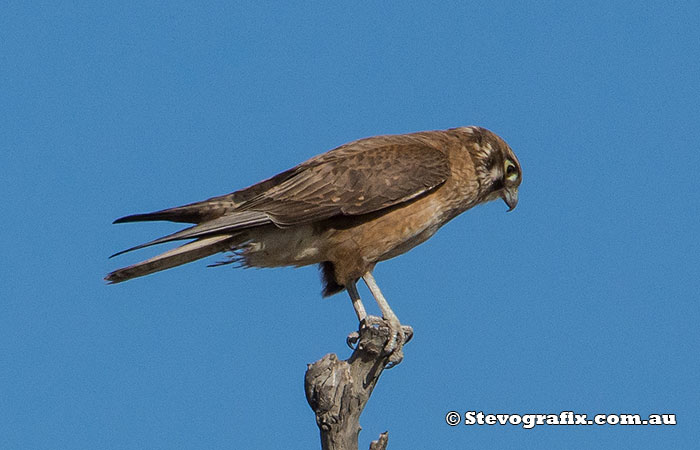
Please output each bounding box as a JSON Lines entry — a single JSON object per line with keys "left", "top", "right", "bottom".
{"left": 305, "top": 318, "right": 411, "bottom": 450}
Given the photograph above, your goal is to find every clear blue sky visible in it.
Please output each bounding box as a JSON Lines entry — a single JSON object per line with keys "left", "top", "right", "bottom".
{"left": 2, "top": 1, "right": 698, "bottom": 449}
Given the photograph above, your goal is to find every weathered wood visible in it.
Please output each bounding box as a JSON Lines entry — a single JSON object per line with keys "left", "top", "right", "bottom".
{"left": 304, "top": 318, "right": 410, "bottom": 450}
{"left": 369, "top": 432, "right": 389, "bottom": 450}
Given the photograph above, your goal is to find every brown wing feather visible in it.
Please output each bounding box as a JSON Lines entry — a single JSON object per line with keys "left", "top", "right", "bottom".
{"left": 113, "top": 166, "right": 302, "bottom": 224}
{"left": 109, "top": 134, "right": 450, "bottom": 256}
{"left": 239, "top": 142, "right": 450, "bottom": 226}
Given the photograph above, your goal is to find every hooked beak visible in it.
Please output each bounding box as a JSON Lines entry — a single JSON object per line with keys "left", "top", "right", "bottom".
{"left": 502, "top": 187, "right": 519, "bottom": 212}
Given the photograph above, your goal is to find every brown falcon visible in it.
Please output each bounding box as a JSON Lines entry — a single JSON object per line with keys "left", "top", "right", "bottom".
{"left": 106, "top": 126, "right": 521, "bottom": 365}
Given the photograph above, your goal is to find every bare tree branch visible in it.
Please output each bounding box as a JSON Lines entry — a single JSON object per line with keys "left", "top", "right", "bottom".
{"left": 369, "top": 432, "right": 389, "bottom": 450}
{"left": 305, "top": 318, "right": 410, "bottom": 450}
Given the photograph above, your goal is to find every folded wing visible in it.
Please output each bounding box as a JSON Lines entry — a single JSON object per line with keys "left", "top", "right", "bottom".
{"left": 106, "top": 135, "right": 450, "bottom": 283}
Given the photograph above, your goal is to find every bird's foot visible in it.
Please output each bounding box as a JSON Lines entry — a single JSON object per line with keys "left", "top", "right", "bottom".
{"left": 346, "top": 315, "right": 384, "bottom": 349}
{"left": 384, "top": 320, "right": 413, "bottom": 369}
{"left": 346, "top": 316, "right": 413, "bottom": 368}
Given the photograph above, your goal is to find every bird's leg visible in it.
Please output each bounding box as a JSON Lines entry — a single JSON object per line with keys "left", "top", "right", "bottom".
{"left": 346, "top": 280, "right": 369, "bottom": 349}
{"left": 362, "top": 271, "right": 413, "bottom": 366}
{"left": 347, "top": 280, "right": 367, "bottom": 322}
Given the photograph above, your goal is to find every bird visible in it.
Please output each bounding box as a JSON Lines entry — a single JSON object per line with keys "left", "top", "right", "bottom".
{"left": 106, "top": 126, "right": 521, "bottom": 365}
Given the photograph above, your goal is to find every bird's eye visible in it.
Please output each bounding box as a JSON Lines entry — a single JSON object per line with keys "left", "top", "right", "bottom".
{"left": 505, "top": 160, "right": 518, "bottom": 181}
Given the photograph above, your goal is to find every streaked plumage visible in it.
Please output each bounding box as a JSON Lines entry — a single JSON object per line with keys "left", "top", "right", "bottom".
{"left": 107, "top": 126, "right": 521, "bottom": 365}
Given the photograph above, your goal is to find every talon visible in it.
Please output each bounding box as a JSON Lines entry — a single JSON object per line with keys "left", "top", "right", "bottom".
{"left": 385, "top": 348, "right": 404, "bottom": 369}
{"left": 346, "top": 331, "right": 360, "bottom": 349}
{"left": 347, "top": 316, "right": 383, "bottom": 350}
{"left": 380, "top": 318, "right": 407, "bottom": 367}
{"left": 385, "top": 318, "right": 402, "bottom": 347}
{"left": 402, "top": 325, "right": 414, "bottom": 344}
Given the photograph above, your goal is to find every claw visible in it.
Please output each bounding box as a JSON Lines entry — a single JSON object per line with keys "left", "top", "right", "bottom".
{"left": 386, "top": 349, "right": 404, "bottom": 369}
{"left": 402, "top": 325, "right": 414, "bottom": 344}
{"left": 385, "top": 328, "right": 406, "bottom": 368}
{"left": 347, "top": 316, "right": 382, "bottom": 350}
{"left": 346, "top": 331, "right": 360, "bottom": 349}
{"left": 381, "top": 320, "right": 414, "bottom": 369}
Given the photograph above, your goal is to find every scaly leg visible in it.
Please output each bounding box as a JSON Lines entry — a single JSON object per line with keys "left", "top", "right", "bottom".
{"left": 346, "top": 280, "right": 367, "bottom": 321}
{"left": 346, "top": 279, "right": 367, "bottom": 349}
{"left": 362, "top": 271, "right": 413, "bottom": 366}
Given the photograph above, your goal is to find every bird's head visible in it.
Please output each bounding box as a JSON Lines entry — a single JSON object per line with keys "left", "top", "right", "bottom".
{"left": 461, "top": 127, "right": 522, "bottom": 211}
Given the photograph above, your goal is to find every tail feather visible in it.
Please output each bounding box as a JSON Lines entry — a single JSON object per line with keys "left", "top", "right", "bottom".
{"left": 113, "top": 211, "right": 189, "bottom": 224}
{"left": 110, "top": 210, "right": 270, "bottom": 258}
{"left": 113, "top": 194, "right": 240, "bottom": 224}
{"left": 105, "top": 235, "right": 239, "bottom": 284}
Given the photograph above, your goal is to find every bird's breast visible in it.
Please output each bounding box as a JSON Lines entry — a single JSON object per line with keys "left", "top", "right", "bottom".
{"left": 324, "top": 193, "right": 450, "bottom": 264}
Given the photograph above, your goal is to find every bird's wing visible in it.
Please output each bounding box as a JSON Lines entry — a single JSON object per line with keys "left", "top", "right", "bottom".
{"left": 240, "top": 142, "right": 451, "bottom": 226}
{"left": 110, "top": 139, "right": 450, "bottom": 255}
{"left": 112, "top": 166, "right": 302, "bottom": 224}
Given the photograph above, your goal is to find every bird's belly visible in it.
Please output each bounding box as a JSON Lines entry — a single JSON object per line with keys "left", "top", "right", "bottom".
{"left": 240, "top": 224, "right": 325, "bottom": 268}
{"left": 376, "top": 222, "right": 442, "bottom": 261}
{"left": 329, "top": 195, "right": 448, "bottom": 264}
{"left": 241, "top": 193, "right": 455, "bottom": 272}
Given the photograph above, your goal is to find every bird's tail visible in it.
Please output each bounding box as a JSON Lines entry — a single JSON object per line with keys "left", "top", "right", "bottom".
{"left": 105, "top": 234, "right": 241, "bottom": 284}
